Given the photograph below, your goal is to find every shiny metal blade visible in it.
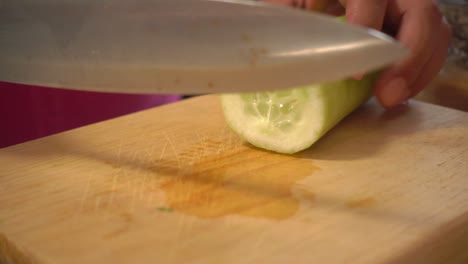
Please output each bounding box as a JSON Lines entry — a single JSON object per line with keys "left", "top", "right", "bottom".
{"left": 0, "top": 0, "right": 407, "bottom": 94}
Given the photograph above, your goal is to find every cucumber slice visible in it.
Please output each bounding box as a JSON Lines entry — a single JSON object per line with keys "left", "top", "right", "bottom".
{"left": 221, "top": 74, "right": 378, "bottom": 154}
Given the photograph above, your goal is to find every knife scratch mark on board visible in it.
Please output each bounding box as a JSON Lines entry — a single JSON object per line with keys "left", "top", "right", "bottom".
{"left": 79, "top": 172, "right": 94, "bottom": 213}
{"left": 139, "top": 144, "right": 154, "bottom": 201}
{"left": 164, "top": 133, "right": 181, "bottom": 169}
{"left": 128, "top": 150, "right": 141, "bottom": 213}
{"left": 157, "top": 142, "right": 169, "bottom": 163}
{"left": 148, "top": 142, "right": 160, "bottom": 159}
{"left": 194, "top": 130, "right": 207, "bottom": 162}
{"left": 109, "top": 174, "right": 119, "bottom": 211}
{"left": 108, "top": 140, "right": 124, "bottom": 209}
{"left": 139, "top": 170, "right": 149, "bottom": 202}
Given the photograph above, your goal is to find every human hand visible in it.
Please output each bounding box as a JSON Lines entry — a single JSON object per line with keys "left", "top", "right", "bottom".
{"left": 263, "top": 0, "right": 452, "bottom": 108}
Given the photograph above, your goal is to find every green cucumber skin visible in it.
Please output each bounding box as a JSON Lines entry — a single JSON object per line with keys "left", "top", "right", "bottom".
{"left": 313, "top": 73, "right": 377, "bottom": 143}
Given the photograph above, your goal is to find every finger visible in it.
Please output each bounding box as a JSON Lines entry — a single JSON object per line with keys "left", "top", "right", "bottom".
{"left": 387, "top": 2, "right": 443, "bottom": 84}
{"left": 341, "top": 0, "right": 388, "bottom": 30}
{"left": 262, "top": 0, "right": 296, "bottom": 7}
{"left": 262, "top": 0, "right": 335, "bottom": 10}
{"left": 410, "top": 20, "right": 452, "bottom": 97}
{"left": 374, "top": 2, "right": 443, "bottom": 108}
{"left": 323, "top": 2, "right": 345, "bottom": 15}
{"left": 340, "top": 0, "right": 388, "bottom": 79}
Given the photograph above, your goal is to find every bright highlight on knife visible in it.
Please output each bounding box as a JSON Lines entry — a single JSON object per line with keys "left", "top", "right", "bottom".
{"left": 0, "top": 0, "right": 407, "bottom": 94}
{"left": 273, "top": 40, "right": 379, "bottom": 57}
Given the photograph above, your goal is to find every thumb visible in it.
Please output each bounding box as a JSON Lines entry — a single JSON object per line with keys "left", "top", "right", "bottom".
{"left": 338, "top": 0, "right": 388, "bottom": 30}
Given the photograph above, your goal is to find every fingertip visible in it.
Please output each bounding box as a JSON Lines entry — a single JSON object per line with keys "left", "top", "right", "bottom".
{"left": 375, "top": 77, "right": 411, "bottom": 108}
{"left": 343, "top": 0, "right": 388, "bottom": 30}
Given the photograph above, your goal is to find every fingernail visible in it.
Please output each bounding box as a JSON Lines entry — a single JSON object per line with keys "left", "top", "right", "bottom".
{"left": 379, "top": 77, "right": 411, "bottom": 108}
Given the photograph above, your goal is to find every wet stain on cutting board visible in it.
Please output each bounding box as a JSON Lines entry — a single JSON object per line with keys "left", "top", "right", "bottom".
{"left": 150, "top": 137, "right": 318, "bottom": 220}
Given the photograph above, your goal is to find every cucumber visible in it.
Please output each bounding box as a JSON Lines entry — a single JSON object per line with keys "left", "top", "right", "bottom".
{"left": 221, "top": 74, "right": 377, "bottom": 154}
{"left": 221, "top": 16, "right": 379, "bottom": 154}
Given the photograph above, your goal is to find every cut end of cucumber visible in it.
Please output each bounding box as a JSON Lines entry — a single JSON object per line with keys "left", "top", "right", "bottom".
{"left": 238, "top": 89, "right": 307, "bottom": 134}
{"left": 222, "top": 86, "right": 326, "bottom": 154}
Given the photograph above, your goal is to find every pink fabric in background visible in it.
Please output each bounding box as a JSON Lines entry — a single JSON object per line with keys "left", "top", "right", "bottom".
{"left": 0, "top": 82, "right": 181, "bottom": 148}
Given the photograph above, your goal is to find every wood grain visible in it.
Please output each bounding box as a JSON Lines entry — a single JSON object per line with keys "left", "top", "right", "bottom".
{"left": 0, "top": 95, "right": 467, "bottom": 264}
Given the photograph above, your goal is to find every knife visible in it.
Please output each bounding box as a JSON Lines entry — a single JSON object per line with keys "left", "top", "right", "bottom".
{"left": 0, "top": 0, "right": 407, "bottom": 94}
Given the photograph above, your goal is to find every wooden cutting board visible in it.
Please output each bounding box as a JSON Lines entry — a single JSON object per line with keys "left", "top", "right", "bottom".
{"left": 1, "top": 95, "right": 467, "bottom": 264}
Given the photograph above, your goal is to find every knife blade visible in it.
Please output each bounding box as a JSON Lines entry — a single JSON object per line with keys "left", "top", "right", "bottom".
{"left": 0, "top": 0, "right": 407, "bottom": 94}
